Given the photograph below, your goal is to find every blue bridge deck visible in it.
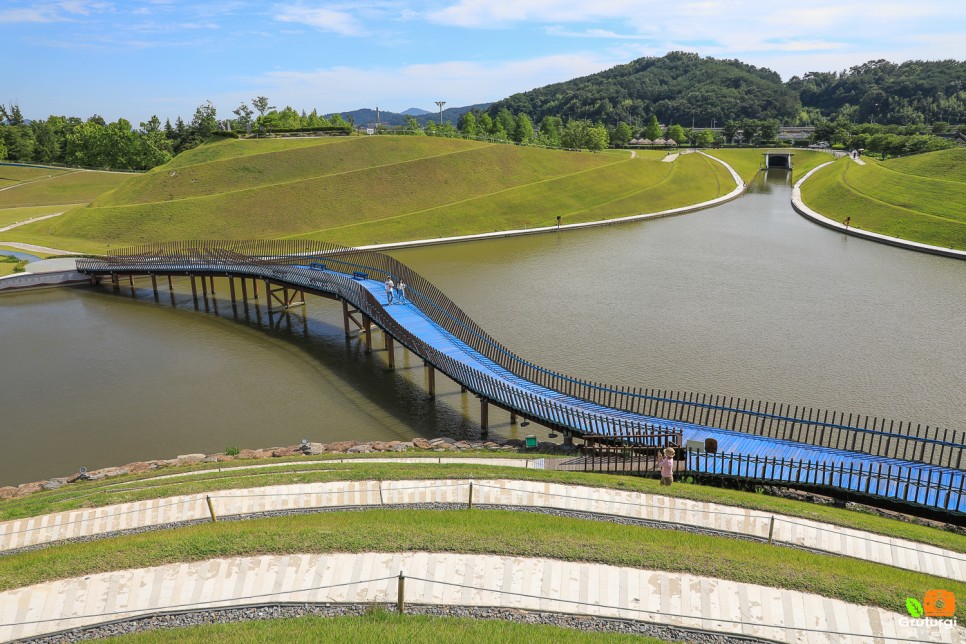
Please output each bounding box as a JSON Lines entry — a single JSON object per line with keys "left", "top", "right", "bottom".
{"left": 336, "top": 268, "right": 964, "bottom": 514}
{"left": 75, "top": 242, "right": 965, "bottom": 516}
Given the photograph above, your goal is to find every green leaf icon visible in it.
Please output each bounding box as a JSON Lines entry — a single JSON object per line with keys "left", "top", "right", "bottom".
{"left": 906, "top": 597, "right": 924, "bottom": 618}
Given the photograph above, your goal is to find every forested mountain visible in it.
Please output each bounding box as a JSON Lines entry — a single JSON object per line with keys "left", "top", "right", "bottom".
{"left": 488, "top": 52, "right": 966, "bottom": 130}
{"left": 789, "top": 59, "right": 966, "bottom": 125}
{"left": 488, "top": 51, "right": 801, "bottom": 129}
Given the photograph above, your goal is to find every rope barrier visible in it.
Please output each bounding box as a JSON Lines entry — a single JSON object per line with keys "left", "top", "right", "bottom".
{"left": 0, "top": 565, "right": 936, "bottom": 643}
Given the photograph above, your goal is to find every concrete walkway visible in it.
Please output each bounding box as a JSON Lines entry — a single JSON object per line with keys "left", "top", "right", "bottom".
{"left": 2, "top": 478, "right": 962, "bottom": 583}
{"left": 1, "top": 551, "right": 961, "bottom": 643}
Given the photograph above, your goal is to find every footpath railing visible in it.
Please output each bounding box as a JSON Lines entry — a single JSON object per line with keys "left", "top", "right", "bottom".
{"left": 76, "top": 240, "right": 964, "bottom": 470}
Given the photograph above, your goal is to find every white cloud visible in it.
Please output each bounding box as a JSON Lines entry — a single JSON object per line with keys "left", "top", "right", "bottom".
{"left": 230, "top": 53, "right": 625, "bottom": 113}
{"left": 274, "top": 5, "right": 366, "bottom": 36}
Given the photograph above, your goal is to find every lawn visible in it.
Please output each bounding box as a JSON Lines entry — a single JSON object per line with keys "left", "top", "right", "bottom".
{"left": 3, "top": 460, "right": 963, "bottom": 554}
{"left": 1, "top": 508, "right": 961, "bottom": 621}
{"left": 17, "top": 137, "right": 735, "bottom": 249}
{"left": 0, "top": 169, "right": 131, "bottom": 208}
{"left": 0, "top": 204, "right": 80, "bottom": 228}
{"left": 99, "top": 610, "right": 667, "bottom": 643}
{"left": 800, "top": 151, "right": 966, "bottom": 250}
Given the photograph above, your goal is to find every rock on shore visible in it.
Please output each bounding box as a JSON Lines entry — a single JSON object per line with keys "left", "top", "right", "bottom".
{"left": 0, "top": 437, "right": 574, "bottom": 499}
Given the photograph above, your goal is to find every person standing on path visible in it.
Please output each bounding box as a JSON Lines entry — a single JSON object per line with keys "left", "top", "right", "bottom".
{"left": 658, "top": 448, "right": 675, "bottom": 486}
{"left": 396, "top": 279, "right": 407, "bottom": 304}
{"left": 385, "top": 277, "right": 395, "bottom": 305}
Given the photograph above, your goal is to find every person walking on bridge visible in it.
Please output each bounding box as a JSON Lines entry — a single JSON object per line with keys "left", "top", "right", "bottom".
{"left": 396, "top": 279, "right": 407, "bottom": 304}
{"left": 385, "top": 277, "right": 395, "bottom": 305}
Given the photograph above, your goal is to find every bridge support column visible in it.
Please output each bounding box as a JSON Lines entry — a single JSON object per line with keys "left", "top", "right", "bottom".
{"left": 228, "top": 277, "right": 236, "bottom": 303}
{"left": 264, "top": 279, "right": 271, "bottom": 311}
{"left": 364, "top": 317, "right": 372, "bottom": 353}
{"left": 241, "top": 278, "right": 248, "bottom": 302}
{"left": 252, "top": 278, "right": 258, "bottom": 298}
{"left": 150, "top": 274, "right": 158, "bottom": 301}
{"left": 208, "top": 276, "right": 215, "bottom": 294}
{"left": 386, "top": 336, "right": 395, "bottom": 370}
{"left": 480, "top": 399, "right": 489, "bottom": 436}
{"left": 342, "top": 300, "right": 351, "bottom": 337}
{"left": 201, "top": 275, "right": 208, "bottom": 297}
{"left": 563, "top": 431, "right": 573, "bottom": 447}
{"left": 111, "top": 273, "right": 119, "bottom": 290}
{"left": 167, "top": 275, "right": 173, "bottom": 291}
{"left": 425, "top": 362, "right": 435, "bottom": 398}
{"left": 510, "top": 411, "right": 518, "bottom": 424}
{"left": 189, "top": 275, "right": 198, "bottom": 304}
{"left": 128, "top": 274, "right": 135, "bottom": 294}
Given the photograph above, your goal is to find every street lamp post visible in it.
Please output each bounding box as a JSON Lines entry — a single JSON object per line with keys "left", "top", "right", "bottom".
{"left": 435, "top": 101, "right": 446, "bottom": 126}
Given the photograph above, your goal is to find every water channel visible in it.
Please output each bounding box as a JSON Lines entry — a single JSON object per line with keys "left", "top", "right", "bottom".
{"left": 1, "top": 171, "right": 964, "bottom": 487}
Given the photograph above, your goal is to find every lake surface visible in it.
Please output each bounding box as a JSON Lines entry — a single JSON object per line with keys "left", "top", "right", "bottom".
{"left": 2, "top": 171, "right": 964, "bottom": 487}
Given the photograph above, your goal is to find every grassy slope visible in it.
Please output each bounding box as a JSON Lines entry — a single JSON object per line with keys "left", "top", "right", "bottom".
{"left": 12, "top": 137, "right": 735, "bottom": 252}
{"left": 2, "top": 509, "right": 962, "bottom": 622}
{"left": 3, "top": 461, "right": 963, "bottom": 554}
{"left": 0, "top": 204, "right": 79, "bottom": 227}
{"left": 801, "top": 150, "right": 966, "bottom": 250}
{"left": 0, "top": 170, "right": 130, "bottom": 208}
{"left": 101, "top": 613, "right": 663, "bottom": 643}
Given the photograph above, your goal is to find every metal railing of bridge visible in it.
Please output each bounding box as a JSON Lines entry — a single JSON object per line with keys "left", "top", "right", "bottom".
{"left": 77, "top": 240, "right": 964, "bottom": 471}
{"left": 76, "top": 242, "right": 682, "bottom": 446}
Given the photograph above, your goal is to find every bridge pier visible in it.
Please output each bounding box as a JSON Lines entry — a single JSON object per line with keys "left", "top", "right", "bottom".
{"left": 386, "top": 335, "right": 395, "bottom": 370}
{"left": 228, "top": 276, "right": 236, "bottom": 303}
{"left": 150, "top": 274, "right": 158, "bottom": 301}
{"left": 425, "top": 362, "right": 435, "bottom": 398}
{"left": 510, "top": 411, "right": 518, "bottom": 424}
{"left": 480, "top": 399, "right": 488, "bottom": 436}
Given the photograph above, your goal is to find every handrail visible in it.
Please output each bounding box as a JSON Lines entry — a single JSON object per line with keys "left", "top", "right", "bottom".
{"left": 75, "top": 240, "right": 963, "bottom": 470}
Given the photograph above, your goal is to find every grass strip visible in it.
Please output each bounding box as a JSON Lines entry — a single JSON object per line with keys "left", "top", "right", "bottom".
{"left": 3, "top": 460, "right": 964, "bottom": 554}
{"left": 1, "top": 509, "right": 962, "bottom": 621}
{"left": 98, "top": 610, "right": 667, "bottom": 643}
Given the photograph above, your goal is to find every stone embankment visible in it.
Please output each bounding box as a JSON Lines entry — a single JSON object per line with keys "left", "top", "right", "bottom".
{"left": 0, "top": 437, "right": 572, "bottom": 499}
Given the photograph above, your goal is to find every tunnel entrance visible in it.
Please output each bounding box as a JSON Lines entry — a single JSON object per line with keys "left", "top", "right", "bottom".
{"left": 763, "top": 153, "right": 793, "bottom": 169}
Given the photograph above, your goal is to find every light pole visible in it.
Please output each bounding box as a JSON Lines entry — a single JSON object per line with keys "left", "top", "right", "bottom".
{"left": 435, "top": 101, "right": 446, "bottom": 125}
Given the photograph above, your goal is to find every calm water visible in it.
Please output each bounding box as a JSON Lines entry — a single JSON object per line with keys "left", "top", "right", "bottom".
{"left": 1, "top": 171, "right": 964, "bottom": 486}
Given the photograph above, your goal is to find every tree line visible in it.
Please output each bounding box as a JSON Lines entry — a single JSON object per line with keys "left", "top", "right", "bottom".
{"left": 0, "top": 97, "right": 354, "bottom": 172}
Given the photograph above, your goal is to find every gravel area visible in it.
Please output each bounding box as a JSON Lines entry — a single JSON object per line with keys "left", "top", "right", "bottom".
{"left": 18, "top": 601, "right": 777, "bottom": 644}
{"left": 1, "top": 502, "right": 829, "bottom": 558}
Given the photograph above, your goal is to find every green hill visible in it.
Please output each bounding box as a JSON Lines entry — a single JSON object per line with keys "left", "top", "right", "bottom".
{"left": 14, "top": 136, "right": 736, "bottom": 251}
{"left": 489, "top": 51, "right": 800, "bottom": 128}
{"left": 800, "top": 148, "right": 966, "bottom": 250}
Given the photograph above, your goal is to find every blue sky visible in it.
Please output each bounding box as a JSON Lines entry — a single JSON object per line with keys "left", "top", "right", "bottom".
{"left": 2, "top": 0, "right": 964, "bottom": 125}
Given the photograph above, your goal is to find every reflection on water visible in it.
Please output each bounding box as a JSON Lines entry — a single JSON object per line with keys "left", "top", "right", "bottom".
{"left": 1, "top": 171, "right": 964, "bottom": 486}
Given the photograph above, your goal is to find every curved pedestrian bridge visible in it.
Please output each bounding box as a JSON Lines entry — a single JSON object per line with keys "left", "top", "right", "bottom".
{"left": 76, "top": 241, "right": 965, "bottom": 516}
